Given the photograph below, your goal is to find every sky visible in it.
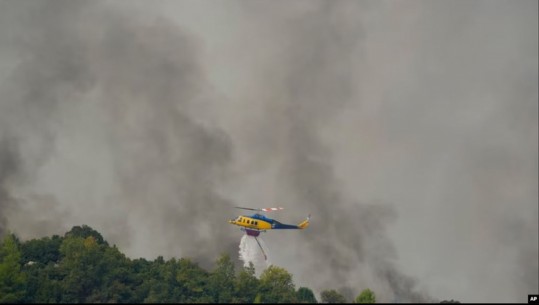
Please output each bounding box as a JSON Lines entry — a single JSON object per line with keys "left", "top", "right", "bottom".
{"left": 0, "top": 0, "right": 537, "bottom": 302}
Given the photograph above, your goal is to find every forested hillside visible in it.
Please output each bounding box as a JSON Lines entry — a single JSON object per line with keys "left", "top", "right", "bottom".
{"left": 0, "top": 225, "right": 377, "bottom": 303}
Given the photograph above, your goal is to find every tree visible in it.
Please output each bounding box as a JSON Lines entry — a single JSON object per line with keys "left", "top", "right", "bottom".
{"left": 2, "top": 225, "right": 349, "bottom": 303}
{"left": 321, "top": 289, "right": 347, "bottom": 303}
{"left": 64, "top": 225, "right": 107, "bottom": 246}
{"left": 233, "top": 261, "right": 259, "bottom": 303}
{"left": 297, "top": 287, "right": 318, "bottom": 303}
{"left": 20, "top": 235, "right": 63, "bottom": 265}
{"left": 174, "top": 258, "right": 212, "bottom": 302}
{"left": 208, "top": 254, "right": 235, "bottom": 303}
{"left": 29, "top": 262, "right": 63, "bottom": 303}
{"left": 258, "top": 265, "right": 297, "bottom": 303}
{"left": 130, "top": 258, "right": 151, "bottom": 302}
{"left": 0, "top": 233, "right": 27, "bottom": 303}
{"left": 138, "top": 256, "right": 177, "bottom": 303}
{"left": 355, "top": 288, "right": 376, "bottom": 303}
{"left": 58, "top": 235, "right": 107, "bottom": 302}
{"left": 87, "top": 244, "right": 135, "bottom": 303}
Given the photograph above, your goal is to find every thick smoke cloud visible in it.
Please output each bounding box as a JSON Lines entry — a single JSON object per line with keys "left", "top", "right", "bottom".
{"left": 0, "top": 0, "right": 238, "bottom": 264}
{"left": 0, "top": 137, "right": 19, "bottom": 236}
{"left": 0, "top": 0, "right": 537, "bottom": 303}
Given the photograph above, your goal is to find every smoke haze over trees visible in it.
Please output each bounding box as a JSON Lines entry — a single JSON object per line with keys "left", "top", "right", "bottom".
{"left": 0, "top": 0, "right": 537, "bottom": 303}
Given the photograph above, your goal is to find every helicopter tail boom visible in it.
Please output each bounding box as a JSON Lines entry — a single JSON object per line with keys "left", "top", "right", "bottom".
{"left": 271, "top": 214, "right": 311, "bottom": 230}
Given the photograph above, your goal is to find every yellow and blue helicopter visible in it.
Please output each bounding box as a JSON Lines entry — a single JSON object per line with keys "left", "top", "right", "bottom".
{"left": 229, "top": 206, "right": 310, "bottom": 260}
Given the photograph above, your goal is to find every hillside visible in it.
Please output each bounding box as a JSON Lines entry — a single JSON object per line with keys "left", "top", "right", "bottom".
{"left": 0, "top": 225, "right": 378, "bottom": 303}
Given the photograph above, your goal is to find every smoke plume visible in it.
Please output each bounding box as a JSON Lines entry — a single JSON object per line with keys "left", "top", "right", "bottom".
{"left": 0, "top": 0, "right": 537, "bottom": 303}
{"left": 0, "top": 0, "right": 238, "bottom": 264}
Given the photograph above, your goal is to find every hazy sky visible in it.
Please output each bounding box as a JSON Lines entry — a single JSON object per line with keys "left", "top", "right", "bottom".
{"left": 0, "top": 1, "right": 537, "bottom": 302}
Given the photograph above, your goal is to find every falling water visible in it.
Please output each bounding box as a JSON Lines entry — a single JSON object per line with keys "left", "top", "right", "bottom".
{"left": 238, "top": 234, "right": 271, "bottom": 275}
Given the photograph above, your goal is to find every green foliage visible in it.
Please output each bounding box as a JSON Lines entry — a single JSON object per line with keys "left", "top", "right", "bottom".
{"left": 0, "top": 233, "right": 27, "bottom": 303}
{"left": 258, "top": 265, "right": 297, "bottom": 303}
{"left": 321, "top": 289, "right": 347, "bottom": 303}
{"left": 355, "top": 288, "right": 376, "bottom": 303}
{"left": 208, "top": 254, "right": 235, "bottom": 303}
{"left": 58, "top": 235, "right": 105, "bottom": 302}
{"left": 20, "top": 235, "right": 63, "bottom": 265}
{"left": 86, "top": 244, "right": 136, "bottom": 303}
{"left": 233, "top": 262, "right": 259, "bottom": 303}
{"left": 29, "top": 263, "right": 63, "bottom": 303}
{"left": 297, "top": 287, "right": 318, "bottom": 303}
{"left": 174, "top": 257, "right": 211, "bottom": 302}
{"left": 65, "top": 225, "right": 107, "bottom": 246}
{"left": 3, "top": 225, "right": 386, "bottom": 303}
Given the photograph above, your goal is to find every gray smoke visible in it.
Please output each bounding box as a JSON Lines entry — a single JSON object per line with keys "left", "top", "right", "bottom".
{"left": 0, "top": 0, "right": 537, "bottom": 303}
{"left": 0, "top": 137, "right": 19, "bottom": 236}
{"left": 0, "top": 0, "right": 238, "bottom": 264}
{"left": 200, "top": 2, "right": 436, "bottom": 301}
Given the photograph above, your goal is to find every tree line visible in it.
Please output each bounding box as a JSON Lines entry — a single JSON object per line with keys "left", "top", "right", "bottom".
{"left": 0, "top": 225, "right": 376, "bottom": 303}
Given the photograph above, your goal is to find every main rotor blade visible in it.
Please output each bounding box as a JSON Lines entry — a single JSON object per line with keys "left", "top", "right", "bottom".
{"left": 234, "top": 206, "right": 284, "bottom": 212}
{"left": 260, "top": 207, "right": 284, "bottom": 212}
{"left": 234, "top": 206, "right": 262, "bottom": 211}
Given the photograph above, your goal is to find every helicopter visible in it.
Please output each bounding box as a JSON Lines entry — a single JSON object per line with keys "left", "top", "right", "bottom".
{"left": 229, "top": 206, "right": 310, "bottom": 260}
